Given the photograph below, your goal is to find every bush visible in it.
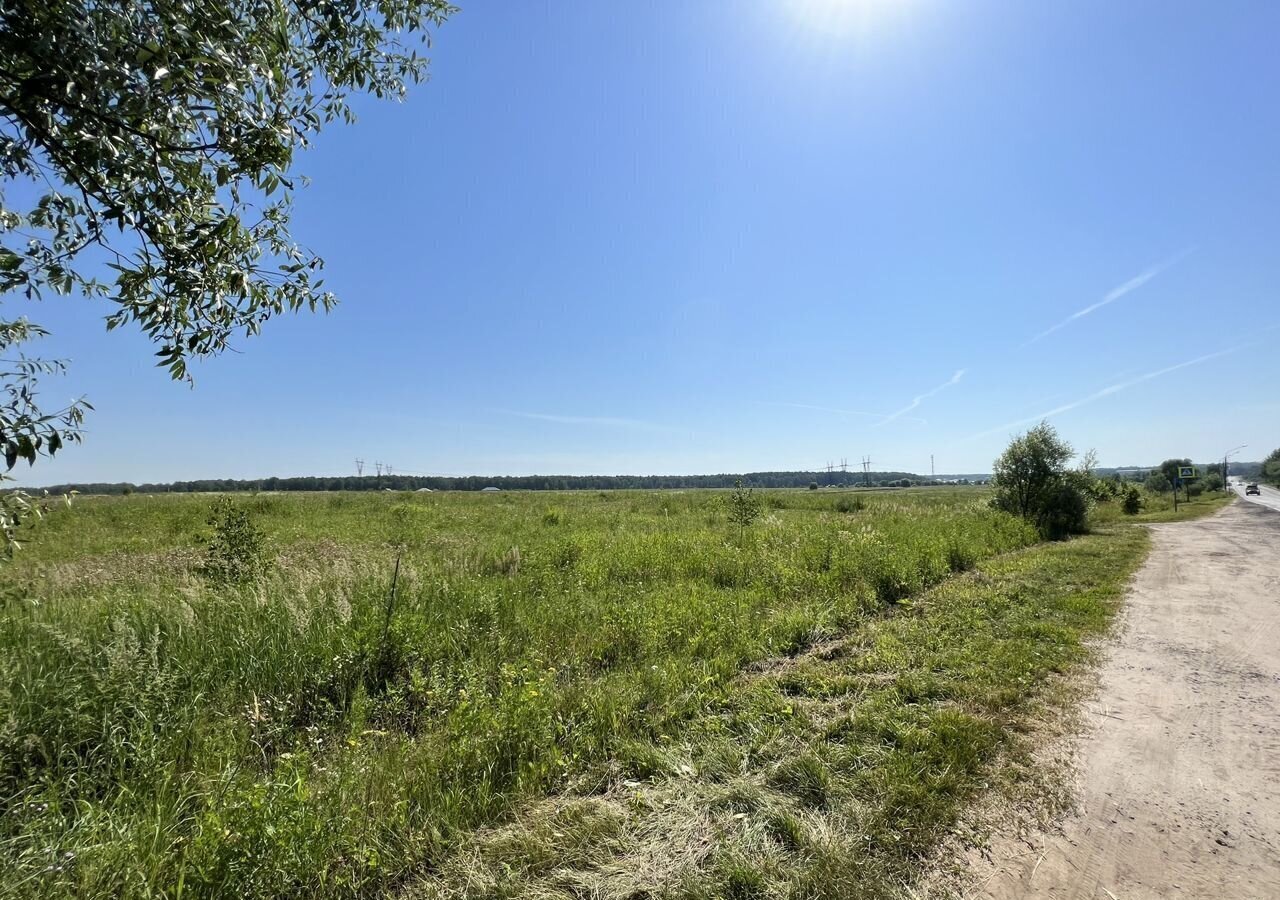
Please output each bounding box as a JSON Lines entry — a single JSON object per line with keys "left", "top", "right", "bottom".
{"left": 1083, "top": 475, "right": 1120, "bottom": 502}
{"left": 990, "top": 422, "right": 1092, "bottom": 540}
{"left": 1122, "top": 485, "right": 1142, "bottom": 515}
{"left": 728, "top": 480, "right": 761, "bottom": 528}
{"left": 201, "top": 497, "right": 269, "bottom": 584}
{"left": 1143, "top": 472, "right": 1172, "bottom": 494}
{"left": 1039, "top": 476, "right": 1092, "bottom": 537}
{"left": 808, "top": 482, "right": 819, "bottom": 491}
{"left": 833, "top": 496, "right": 865, "bottom": 514}
{"left": 1201, "top": 473, "right": 1224, "bottom": 492}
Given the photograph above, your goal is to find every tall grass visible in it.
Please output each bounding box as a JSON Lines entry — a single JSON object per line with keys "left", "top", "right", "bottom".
{"left": 0, "top": 489, "right": 1036, "bottom": 898}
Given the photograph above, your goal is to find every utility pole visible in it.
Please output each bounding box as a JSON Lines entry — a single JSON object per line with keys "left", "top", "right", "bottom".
{"left": 1224, "top": 444, "right": 1247, "bottom": 490}
{"left": 931, "top": 454, "right": 935, "bottom": 479}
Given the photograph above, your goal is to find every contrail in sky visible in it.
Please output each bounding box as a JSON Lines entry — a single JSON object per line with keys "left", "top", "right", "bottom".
{"left": 874, "top": 369, "right": 966, "bottom": 427}
{"left": 967, "top": 343, "right": 1252, "bottom": 441}
{"left": 1024, "top": 249, "right": 1193, "bottom": 346}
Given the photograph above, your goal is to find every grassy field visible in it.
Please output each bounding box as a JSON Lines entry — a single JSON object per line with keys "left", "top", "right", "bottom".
{"left": 1092, "top": 487, "right": 1234, "bottom": 525}
{"left": 0, "top": 487, "right": 1213, "bottom": 898}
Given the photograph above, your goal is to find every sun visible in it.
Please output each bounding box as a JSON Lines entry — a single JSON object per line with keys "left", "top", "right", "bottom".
{"left": 787, "top": 0, "right": 910, "bottom": 37}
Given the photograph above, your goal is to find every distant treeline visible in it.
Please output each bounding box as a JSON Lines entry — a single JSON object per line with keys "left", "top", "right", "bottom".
{"left": 34, "top": 470, "right": 972, "bottom": 496}
{"left": 1095, "top": 462, "right": 1262, "bottom": 480}
{"left": 30, "top": 461, "right": 1266, "bottom": 497}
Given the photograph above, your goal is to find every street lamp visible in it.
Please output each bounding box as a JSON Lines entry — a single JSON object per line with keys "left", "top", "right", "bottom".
{"left": 1224, "top": 444, "right": 1247, "bottom": 488}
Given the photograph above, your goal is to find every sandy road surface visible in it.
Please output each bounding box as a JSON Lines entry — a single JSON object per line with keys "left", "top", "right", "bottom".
{"left": 977, "top": 500, "right": 1280, "bottom": 899}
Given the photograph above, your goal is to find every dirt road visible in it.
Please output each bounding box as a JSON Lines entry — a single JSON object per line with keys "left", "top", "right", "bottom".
{"left": 976, "top": 500, "right": 1280, "bottom": 899}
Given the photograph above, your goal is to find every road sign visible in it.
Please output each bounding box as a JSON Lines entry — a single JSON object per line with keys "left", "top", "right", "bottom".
{"left": 1179, "top": 466, "right": 1196, "bottom": 479}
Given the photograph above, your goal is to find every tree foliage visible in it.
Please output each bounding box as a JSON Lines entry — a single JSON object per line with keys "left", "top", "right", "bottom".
{"left": 1157, "top": 458, "right": 1192, "bottom": 483}
{"left": 727, "top": 478, "right": 762, "bottom": 528}
{"left": 0, "top": 0, "right": 454, "bottom": 554}
{"left": 990, "top": 421, "right": 1091, "bottom": 539}
{"left": 1263, "top": 447, "right": 1280, "bottom": 486}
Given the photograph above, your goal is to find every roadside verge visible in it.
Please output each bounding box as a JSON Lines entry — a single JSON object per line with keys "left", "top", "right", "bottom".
{"left": 409, "top": 526, "right": 1153, "bottom": 899}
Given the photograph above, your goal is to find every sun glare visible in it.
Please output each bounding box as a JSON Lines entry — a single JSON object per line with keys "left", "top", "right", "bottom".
{"left": 788, "top": 0, "right": 911, "bottom": 37}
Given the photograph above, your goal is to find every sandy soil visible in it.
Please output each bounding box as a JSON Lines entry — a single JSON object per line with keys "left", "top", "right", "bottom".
{"left": 973, "top": 500, "right": 1280, "bottom": 899}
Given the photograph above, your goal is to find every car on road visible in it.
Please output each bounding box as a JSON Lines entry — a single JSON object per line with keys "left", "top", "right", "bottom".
{"left": 1246, "top": 483, "right": 1261, "bottom": 496}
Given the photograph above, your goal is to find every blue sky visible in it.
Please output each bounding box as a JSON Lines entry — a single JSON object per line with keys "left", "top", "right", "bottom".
{"left": 15, "top": 0, "right": 1280, "bottom": 484}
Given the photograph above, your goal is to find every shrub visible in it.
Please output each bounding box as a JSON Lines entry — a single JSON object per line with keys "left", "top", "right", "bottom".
{"left": 833, "top": 496, "right": 864, "bottom": 514}
{"left": 990, "top": 422, "right": 1091, "bottom": 540}
{"left": 201, "top": 497, "right": 269, "bottom": 584}
{"left": 1144, "top": 472, "right": 1172, "bottom": 494}
{"left": 728, "top": 480, "right": 761, "bottom": 528}
{"left": 1121, "top": 485, "right": 1142, "bottom": 515}
{"left": 1082, "top": 475, "right": 1119, "bottom": 502}
{"left": 1038, "top": 476, "right": 1092, "bottom": 538}
{"left": 808, "top": 482, "right": 819, "bottom": 491}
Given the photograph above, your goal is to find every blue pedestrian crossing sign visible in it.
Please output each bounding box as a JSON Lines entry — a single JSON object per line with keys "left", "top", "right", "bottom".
{"left": 1178, "top": 466, "right": 1196, "bottom": 479}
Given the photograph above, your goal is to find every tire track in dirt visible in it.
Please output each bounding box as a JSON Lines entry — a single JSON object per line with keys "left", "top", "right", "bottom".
{"left": 974, "top": 501, "right": 1280, "bottom": 899}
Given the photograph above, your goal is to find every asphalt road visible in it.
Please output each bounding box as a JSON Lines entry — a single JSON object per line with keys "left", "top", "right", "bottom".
{"left": 1231, "top": 479, "right": 1280, "bottom": 514}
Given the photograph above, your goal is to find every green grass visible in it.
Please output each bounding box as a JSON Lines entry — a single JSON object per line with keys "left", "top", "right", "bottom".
{"left": 1092, "top": 487, "right": 1234, "bottom": 525}
{"left": 0, "top": 488, "right": 1149, "bottom": 898}
{"left": 411, "top": 525, "right": 1151, "bottom": 899}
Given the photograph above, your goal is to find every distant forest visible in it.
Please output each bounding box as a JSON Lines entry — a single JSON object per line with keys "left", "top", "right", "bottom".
{"left": 28, "top": 462, "right": 1263, "bottom": 496}
{"left": 36, "top": 470, "right": 965, "bottom": 496}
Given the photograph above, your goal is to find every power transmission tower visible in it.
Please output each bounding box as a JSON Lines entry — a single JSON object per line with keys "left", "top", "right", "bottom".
{"left": 840, "top": 458, "right": 848, "bottom": 473}
{"left": 375, "top": 462, "right": 383, "bottom": 477}
{"left": 356, "top": 458, "right": 364, "bottom": 476}
{"left": 861, "top": 456, "right": 872, "bottom": 487}
{"left": 931, "top": 454, "right": 935, "bottom": 479}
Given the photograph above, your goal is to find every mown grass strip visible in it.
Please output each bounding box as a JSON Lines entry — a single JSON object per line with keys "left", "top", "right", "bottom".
{"left": 412, "top": 525, "right": 1151, "bottom": 900}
